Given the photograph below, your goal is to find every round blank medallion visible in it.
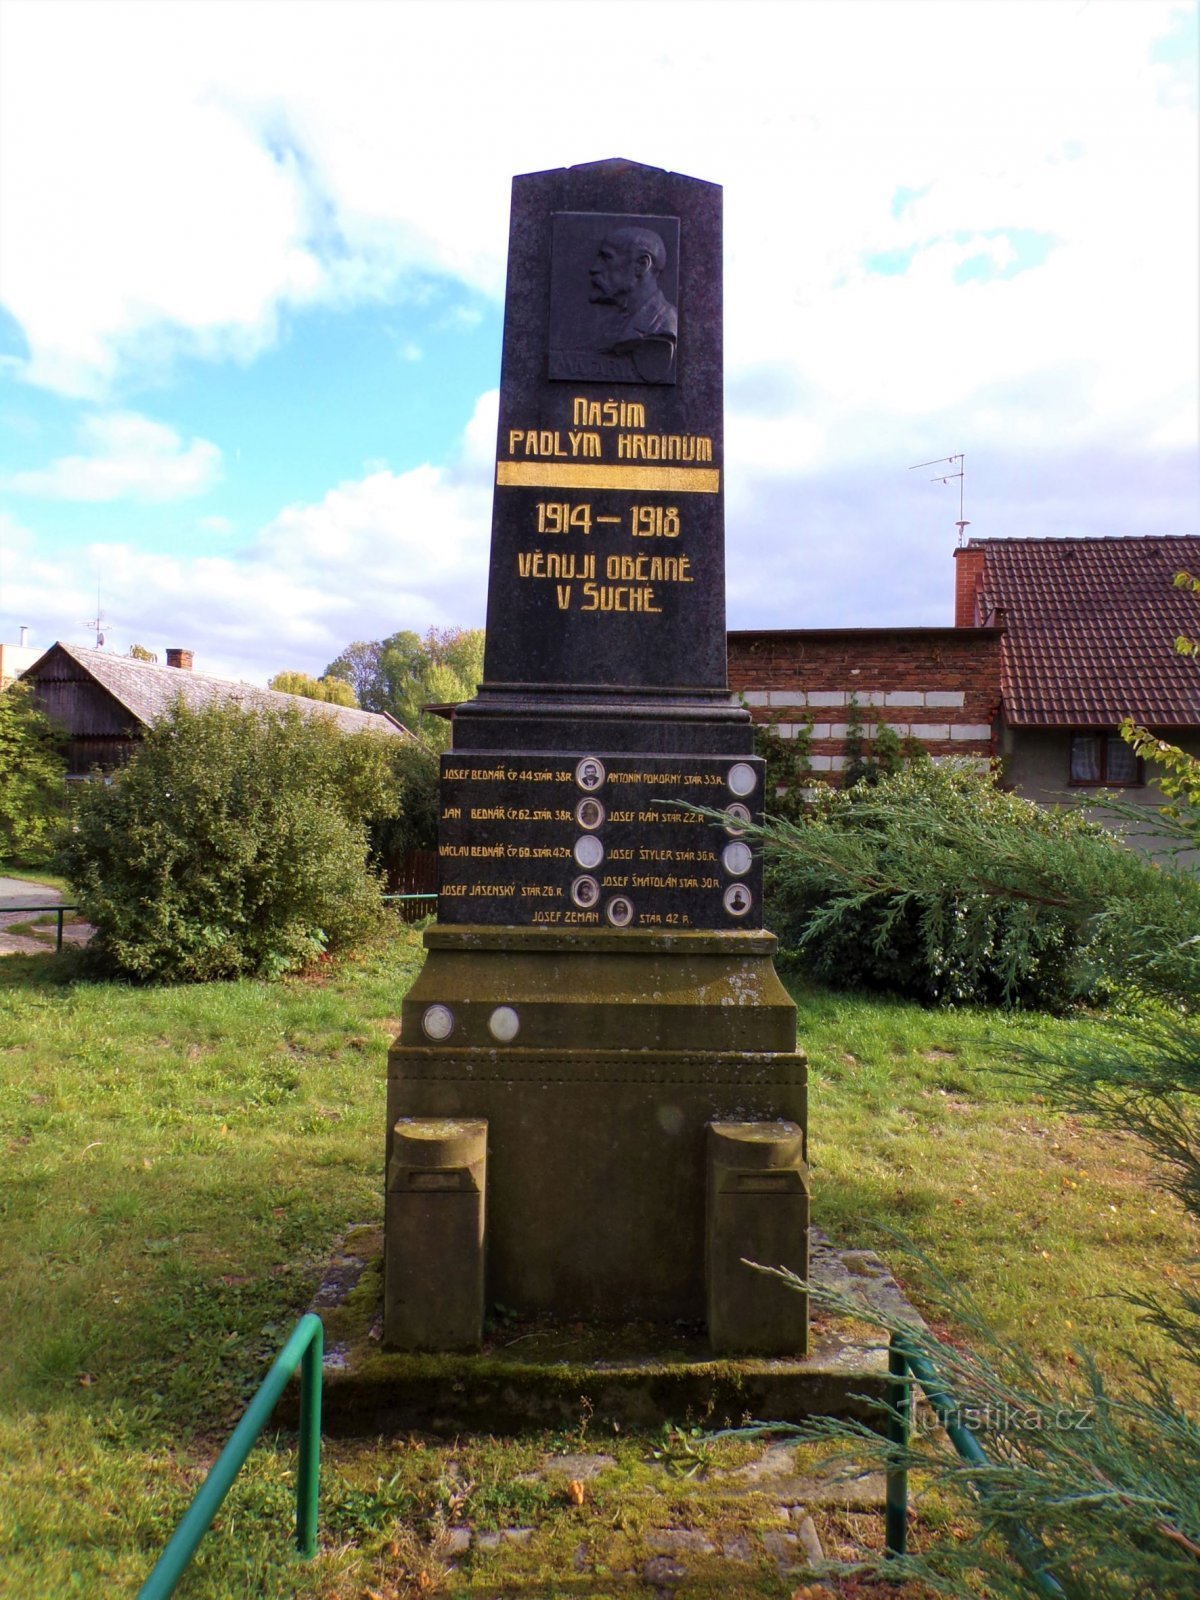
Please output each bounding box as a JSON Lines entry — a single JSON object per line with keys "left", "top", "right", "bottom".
{"left": 605, "top": 896, "right": 634, "bottom": 927}
{"left": 722, "top": 840, "right": 753, "bottom": 876}
{"left": 488, "top": 1006, "right": 520, "bottom": 1043}
{"left": 573, "top": 833, "right": 605, "bottom": 870}
{"left": 421, "top": 1003, "right": 454, "bottom": 1041}
{"left": 727, "top": 762, "right": 758, "bottom": 797}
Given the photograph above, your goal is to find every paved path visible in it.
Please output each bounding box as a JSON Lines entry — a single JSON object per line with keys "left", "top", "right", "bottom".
{"left": 0, "top": 876, "right": 91, "bottom": 955}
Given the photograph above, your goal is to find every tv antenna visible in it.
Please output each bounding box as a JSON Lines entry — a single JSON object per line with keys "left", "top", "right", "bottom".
{"left": 910, "top": 452, "right": 969, "bottom": 544}
{"left": 84, "top": 575, "right": 107, "bottom": 648}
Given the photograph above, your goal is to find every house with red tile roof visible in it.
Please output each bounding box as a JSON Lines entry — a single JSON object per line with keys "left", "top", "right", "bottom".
{"left": 954, "top": 536, "right": 1200, "bottom": 827}
{"left": 729, "top": 535, "right": 1200, "bottom": 847}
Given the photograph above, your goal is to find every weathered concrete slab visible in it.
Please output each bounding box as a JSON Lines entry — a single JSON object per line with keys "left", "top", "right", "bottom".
{"left": 298, "top": 1224, "right": 923, "bottom": 1437}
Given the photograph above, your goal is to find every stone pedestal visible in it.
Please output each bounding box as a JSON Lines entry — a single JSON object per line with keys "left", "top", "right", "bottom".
{"left": 384, "top": 1118, "right": 487, "bottom": 1351}
{"left": 706, "top": 1121, "right": 809, "bottom": 1355}
{"left": 387, "top": 927, "right": 805, "bottom": 1329}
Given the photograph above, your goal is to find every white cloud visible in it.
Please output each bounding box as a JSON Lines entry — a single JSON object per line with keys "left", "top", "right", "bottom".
{"left": 2, "top": 413, "right": 222, "bottom": 502}
{"left": 0, "top": 395, "right": 495, "bottom": 680}
{"left": 0, "top": 0, "right": 1195, "bottom": 662}
{"left": 2, "top": 0, "right": 1193, "bottom": 444}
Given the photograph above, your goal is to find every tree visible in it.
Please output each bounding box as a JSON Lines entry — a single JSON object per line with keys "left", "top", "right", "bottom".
{"left": 57, "top": 701, "right": 397, "bottom": 981}
{"left": 268, "top": 669, "right": 358, "bottom": 707}
{"left": 323, "top": 640, "right": 383, "bottom": 705}
{"left": 127, "top": 643, "right": 158, "bottom": 662}
{"left": 325, "top": 627, "right": 485, "bottom": 750}
{"left": 366, "top": 740, "right": 440, "bottom": 883}
{"left": 0, "top": 682, "right": 67, "bottom": 864}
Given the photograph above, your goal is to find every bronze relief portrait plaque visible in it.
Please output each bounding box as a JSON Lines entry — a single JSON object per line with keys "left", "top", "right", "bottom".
{"left": 548, "top": 211, "right": 681, "bottom": 385}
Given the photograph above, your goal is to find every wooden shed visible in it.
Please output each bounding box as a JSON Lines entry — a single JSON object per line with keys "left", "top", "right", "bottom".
{"left": 22, "top": 642, "right": 412, "bottom": 776}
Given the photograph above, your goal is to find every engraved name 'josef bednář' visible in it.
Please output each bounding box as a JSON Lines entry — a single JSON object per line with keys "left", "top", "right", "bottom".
{"left": 438, "top": 754, "right": 763, "bottom": 928}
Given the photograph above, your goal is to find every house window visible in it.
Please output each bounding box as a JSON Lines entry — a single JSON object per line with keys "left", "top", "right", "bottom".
{"left": 1068, "top": 731, "right": 1142, "bottom": 786}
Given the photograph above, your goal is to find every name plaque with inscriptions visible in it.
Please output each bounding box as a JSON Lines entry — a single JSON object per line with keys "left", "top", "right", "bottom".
{"left": 438, "top": 753, "right": 764, "bottom": 929}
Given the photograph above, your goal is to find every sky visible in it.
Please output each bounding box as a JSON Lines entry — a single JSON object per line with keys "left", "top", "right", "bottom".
{"left": 0, "top": 0, "right": 1196, "bottom": 686}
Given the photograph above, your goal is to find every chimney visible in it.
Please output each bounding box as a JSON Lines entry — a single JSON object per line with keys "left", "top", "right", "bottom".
{"left": 953, "top": 545, "right": 986, "bottom": 627}
{"left": 166, "top": 648, "right": 194, "bottom": 670}
{"left": 19, "top": 626, "right": 28, "bottom": 646}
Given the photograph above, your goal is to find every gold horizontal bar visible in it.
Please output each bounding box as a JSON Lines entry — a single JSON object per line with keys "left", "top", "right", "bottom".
{"left": 496, "top": 462, "right": 720, "bottom": 494}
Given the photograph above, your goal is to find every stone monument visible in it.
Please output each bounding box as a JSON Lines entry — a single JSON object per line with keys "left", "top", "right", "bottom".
{"left": 384, "top": 159, "right": 808, "bottom": 1357}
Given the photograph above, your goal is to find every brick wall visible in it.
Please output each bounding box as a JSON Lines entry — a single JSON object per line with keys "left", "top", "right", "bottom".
{"left": 954, "top": 546, "right": 986, "bottom": 627}
{"left": 727, "top": 627, "right": 1002, "bottom": 780}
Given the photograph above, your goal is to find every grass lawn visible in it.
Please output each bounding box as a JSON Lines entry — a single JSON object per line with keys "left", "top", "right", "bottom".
{"left": 0, "top": 928, "right": 1195, "bottom": 1596}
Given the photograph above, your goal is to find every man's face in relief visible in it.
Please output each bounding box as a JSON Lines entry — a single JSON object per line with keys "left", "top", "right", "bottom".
{"left": 589, "top": 237, "right": 640, "bottom": 310}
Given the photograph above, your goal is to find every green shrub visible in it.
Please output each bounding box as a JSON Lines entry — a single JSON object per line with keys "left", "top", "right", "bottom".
{"left": 366, "top": 738, "right": 439, "bottom": 880}
{"left": 57, "top": 701, "right": 396, "bottom": 981}
{"left": 0, "top": 681, "right": 67, "bottom": 865}
{"left": 761, "top": 760, "right": 1195, "bottom": 1009}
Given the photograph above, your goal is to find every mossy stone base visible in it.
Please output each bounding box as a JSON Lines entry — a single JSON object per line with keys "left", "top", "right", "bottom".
{"left": 306, "top": 1226, "right": 918, "bottom": 1437}
{"left": 388, "top": 924, "right": 807, "bottom": 1331}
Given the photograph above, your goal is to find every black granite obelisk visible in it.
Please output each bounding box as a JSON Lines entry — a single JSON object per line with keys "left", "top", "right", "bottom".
{"left": 385, "top": 160, "right": 807, "bottom": 1352}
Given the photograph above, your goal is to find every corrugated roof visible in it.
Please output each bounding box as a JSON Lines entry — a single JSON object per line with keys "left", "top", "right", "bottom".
{"left": 970, "top": 537, "right": 1200, "bottom": 728}
{"left": 42, "top": 643, "right": 414, "bottom": 740}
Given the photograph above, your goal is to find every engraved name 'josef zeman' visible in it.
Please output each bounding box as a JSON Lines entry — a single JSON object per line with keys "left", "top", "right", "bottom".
{"left": 549, "top": 212, "right": 680, "bottom": 385}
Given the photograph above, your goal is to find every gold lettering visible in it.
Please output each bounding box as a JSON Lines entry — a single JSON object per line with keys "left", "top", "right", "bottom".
{"left": 649, "top": 555, "right": 691, "bottom": 582}
{"left": 602, "top": 554, "right": 692, "bottom": 584}
{"left": 556, "top": 584, "right": 571, "bottom": 609}
{"left": 573, "top": 398, "right": 646, "bottom": 428}
{"left": 615, "top": 433, "right": 712, "bottom": 463}
{"left": 581, "top": 582, "right": 660, "bottom": 613}
{"left": 518, "top": 551, "right": 595, "bottom": 580}
{"left": 566, "top": 431, "right": 601, "bottom": 458}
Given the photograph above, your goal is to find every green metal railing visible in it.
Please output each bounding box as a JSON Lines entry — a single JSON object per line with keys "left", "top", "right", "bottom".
{"left": 137, "top": 1313, "right": 323, "bottom": 1600}
{"left": 885, "top": 1331, "right": 1065, "bottom": 1596}
{"left": 381, "top": 891, "right": 437, "bottom": 925}
{"left": 0, "top": 901, "right": 76, "bottom": 951}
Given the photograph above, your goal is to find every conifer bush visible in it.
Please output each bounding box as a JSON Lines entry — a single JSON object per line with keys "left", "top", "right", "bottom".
{"left": 747, "top": 741, "right": 1200, "bottom": 1594}
{"left": 58, "top": 701, "right": 399, "bottom": 981}
{"left": 762, "top": 760, "right": 1197, "bottom": 1009}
